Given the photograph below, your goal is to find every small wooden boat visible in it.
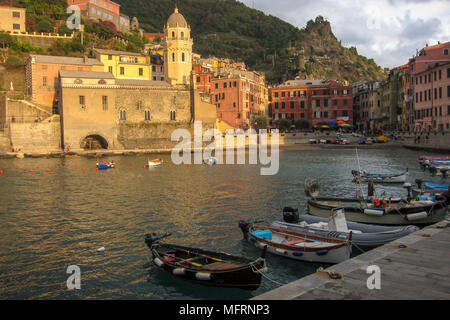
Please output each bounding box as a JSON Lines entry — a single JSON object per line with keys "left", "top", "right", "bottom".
{"left": 238, "top": 222, "right": 352, "bottom": 264}
{"left": 145, "top": 233, "right": 267, "bottom": 290}
{"left": 204, "top": 157, "right": 218, "bottom": 166}
{"left": 274, "top": 208, "right": 419, "bottom": 249}
{"left": 419, "top": 156, "right": 450, "bottom": 166}
{"left": 96, "top": 162, "right": 115, "bottom": 170}
{"left": 148, "top": 159, "right": 163, "bottom": 166}
{"left": 352, "top": 169, "right": 408, "bottom": 183}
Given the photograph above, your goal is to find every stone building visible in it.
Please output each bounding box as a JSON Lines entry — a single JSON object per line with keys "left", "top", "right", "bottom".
{"left": 25, "top": 55, "right": 104, "bottom": 112}
{"left": 0, "top": 5, "right": 26, "bottom": 33}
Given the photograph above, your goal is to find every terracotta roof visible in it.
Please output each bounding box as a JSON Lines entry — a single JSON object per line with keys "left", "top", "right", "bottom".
{"left": 424, "top": 42, "right": 450, "bottom": 51}
{"left": 31, "top": 55, "right": 103, "bottom": 66}
{"left": 167, "top": 8, "right": 188, "bottom": 28}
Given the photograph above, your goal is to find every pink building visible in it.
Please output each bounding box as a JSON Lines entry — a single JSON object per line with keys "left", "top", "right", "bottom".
{"left": 410, "top": 42, "right": 450, "bottom": 132}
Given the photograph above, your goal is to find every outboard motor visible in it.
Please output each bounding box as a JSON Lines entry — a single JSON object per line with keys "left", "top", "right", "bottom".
{"left": 415, "top": 179, "right": 423, "bottom": 189}
{"left": 238, "top": 220, "right": 252, "bottom": 240}
{"left": 144, "top": 233, "right": 171, "bottom": 248}
{"left": 403, "top": 182, "right": 412, "bottom": 200}
{"left": 283, "top": 207, "right": 299, "bottom": 223}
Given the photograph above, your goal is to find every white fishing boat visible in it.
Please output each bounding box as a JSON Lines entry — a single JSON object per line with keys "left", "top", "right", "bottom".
{"left": 239, "top": 222, "right": 352, "bottom": 264}
{"left": 148, "top": 158, "right": 164, "bottom": 166}
{"left": 352, "top": 169, "right": 408, "bottom": 183}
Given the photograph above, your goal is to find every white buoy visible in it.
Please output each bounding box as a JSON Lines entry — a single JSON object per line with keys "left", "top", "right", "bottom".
{"left": 97, "top": 247, "right": 105, "bottom": 252}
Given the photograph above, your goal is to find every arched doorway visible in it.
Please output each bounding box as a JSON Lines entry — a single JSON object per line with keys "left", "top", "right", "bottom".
{"left": 81, "top": 135, "right": 108, "bottom": 150}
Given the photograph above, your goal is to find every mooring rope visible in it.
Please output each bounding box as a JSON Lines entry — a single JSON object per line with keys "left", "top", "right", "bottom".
{"left": 250, "top": 260, "right": 286, "bottom": 286}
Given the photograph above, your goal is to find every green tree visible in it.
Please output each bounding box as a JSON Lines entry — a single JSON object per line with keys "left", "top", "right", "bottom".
{"left": 294, "top": 119, "right": 311, "bottom": 130}
{"left": 252, "top": 114, "right": 270, "bottom": 130}
{"left": 35, "top": 17, "right": 55, "bottom": 33}
{"left": 0, "top": 33, "right": 13, "bottom": 48}
{"left": 278, "top": 119, "right": 291, "bottom": 131}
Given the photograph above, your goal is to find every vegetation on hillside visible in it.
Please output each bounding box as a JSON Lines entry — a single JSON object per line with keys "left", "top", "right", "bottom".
{"left": 116, "top": 0, "right": 385, "bottom": 84}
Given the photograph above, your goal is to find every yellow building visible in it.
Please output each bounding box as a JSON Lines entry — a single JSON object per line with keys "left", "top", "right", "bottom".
{"left": 163, "top": 8, "right": 193, "bottom": 85}
{"left": 0, "top": 5, "right": 26, "bottom": 33}
{"left": 93, "top": 48, "right": 152, "bottom": 80}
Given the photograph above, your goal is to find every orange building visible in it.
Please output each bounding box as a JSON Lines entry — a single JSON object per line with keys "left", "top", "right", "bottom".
{"left": 26, "top": 55, "right": 104, "bottom": 113}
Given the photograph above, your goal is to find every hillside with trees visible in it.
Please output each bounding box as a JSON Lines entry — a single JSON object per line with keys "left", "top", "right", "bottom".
{"left": 116, "top": 0, "right": 386, "bottom": 84}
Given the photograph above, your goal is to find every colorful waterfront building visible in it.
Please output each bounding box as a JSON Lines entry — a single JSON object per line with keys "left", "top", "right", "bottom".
{"left": 270, "top": 80, "right": 353, "bottom": 127}
{"left": 67, "top": 0, "right": 130, "bottom": 33}
{"left": 409, "top": 42, "right": 450, "bottom": 132}
{"left": 0, "top": 5, "right": 26, "bottom": 33}
{"left": 25, "top": 54, "right": 104, "bottom": 112}
{"left": 93, "top": 48, "right": 152, "bottom": 80}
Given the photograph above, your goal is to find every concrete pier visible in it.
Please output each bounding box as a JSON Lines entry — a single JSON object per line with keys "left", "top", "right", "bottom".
{"left": 252, "top": 220, "right": 450, "bottom": 300}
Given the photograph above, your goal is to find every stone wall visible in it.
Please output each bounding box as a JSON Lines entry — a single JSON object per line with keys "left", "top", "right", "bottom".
{"left": 10, "top": 115, "right": 61, "bottom": 152}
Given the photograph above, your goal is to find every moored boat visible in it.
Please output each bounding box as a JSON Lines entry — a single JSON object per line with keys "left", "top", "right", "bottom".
{"left": 144, "top": 233, "right": 267, "bottom": 290}
{"left": 147, "top": 158, "right": 163, "bottom": 166}
{"left": 307, "top": 196, "right": 449, "bottom": 225}
{"left": 275, "top": 207, "right": 419, "bottom": 249}
{"left": 238, "top": 222, "right": 352, "bottom": 264}
{"left": 352, "top": 169, "right": 408, "bottom": 183}
{"left": 96, "top": 162, "right": 115, "bottom": 170}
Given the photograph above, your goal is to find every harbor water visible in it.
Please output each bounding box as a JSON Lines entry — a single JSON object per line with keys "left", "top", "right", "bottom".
{"left": 0, "top": 147, "right": 448, "bottom": 299}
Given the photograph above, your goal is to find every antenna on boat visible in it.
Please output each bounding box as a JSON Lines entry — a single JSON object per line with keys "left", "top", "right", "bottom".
{"left": 355, "top": 147, "right": 366, "bottom": 203}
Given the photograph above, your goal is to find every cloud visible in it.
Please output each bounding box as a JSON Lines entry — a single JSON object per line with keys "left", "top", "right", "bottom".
{"left": 238, "top": 0, "right": 450, "bottom": 68}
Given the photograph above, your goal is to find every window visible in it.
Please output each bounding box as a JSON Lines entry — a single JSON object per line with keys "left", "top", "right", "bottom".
{"left": 108, "top": 66, "right": 113, "bottom": 73}
{"left": 43, "top": 77, "right": 47, "bottom": 87}
{"left": 448, "top": 68, "right": 450, "bottom": 78}
{"left": 281, "top": 92, "right": 285, "bottom": 97}
{"left": 108, "top": 55, "right": 112, "bottom": 60}
{"left": 224, "top": 82, "right": 227, "bottom": 88}
{"left": 233, "top": 102, "right": 236, "bottom": 108}
{"left": 120, "top": 110, "right": 126, "bottom": 120}
{"left": 324, "top": 99, "right": 328, "bottom": 107}
{"left": 274, "top": 102, "right": 279, "bottom": 109}
{"left": 324, "top": 111, "right": 328, "bottom": 118}
{"left": 196, "top": 76, "right": 201, "bottom": 83}
{"left": 439, "top": 70, "right": 442, "bottom": 80}
{"left": 301, "top": 113, "right": 305, "bottom": 119}
{"left": 79, "top": 96, "right": 85, "bottom": 110}
{"left": 315, "top": 100, "right": 320, "bottom": 107}
{"left": 215, "top": 83, "right": 218, "bottom": 89}
{"left": 274, "top": 92, "right": 278, "bottom": 98}
{"left": 343, "top": 99, "right": 348, "bottom": 105}
{"left": 300, "top": 101, "right": 305, "bottom": 109}
{"left": 439, "top": 87, "right": 442, "bottom": 98}
{"left": 181, "top": 32, "right": 184, "bottom": 38}
{"left": 182, "top": 53, "right": 185, "bottom": 62}
{"left": 290, "top": 101, "right": 294, "bottom": 109}
{"left": 170, "top": 111, "right": 176, "bottom": 121}
{"left": 120, "top": 67, "right": 125, "bottom": 75}
{"left": 342, "top": 110, "right": 348, "bottom": 117}
{"left": 172, "top": 32, "right": 175, "bottom": 38}
{"left": 12, "top": 11, "right": 20, "bottom": 18}
{"left": 281, "top": 102, "right": 285, "bottom": 109}
{"left": 444, "top": 49, "right": 449, "bottom": 55}
{"left": 144, "top": 110, "right": 151, "bottom": 121}
{"left": 139, "top": 68, "right": 143, "bottom": 76}
{"left": 333, "top": 99, "right": 338, "bottom": 106}
{"left": 13, "top": 24, "right": 20, "bottom": 30}
{"left": 102, "top": 96, "right": 108, "bottom": 111}
{"left": 448, "top": 86, "right": 450, "bottom": 98}
{"left": 448, "top": 105, "right": 450, "bottom": 115}
{"left": 172, "top": 53, "right": 175, "bottom": 62}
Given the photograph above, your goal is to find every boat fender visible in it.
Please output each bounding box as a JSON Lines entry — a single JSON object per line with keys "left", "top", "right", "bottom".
{"left": 172, "top": 268, "right": 186, "bottom": 276}
{"left": 364, "top": 209, "right": 384, "bottom": 216}
{"left": 316, "top": 249, "right": 328, "bottom": 256}
{"left": 153, "top": 258, "right": 164, "bottom": 267}
{"left": 406, "top": 211, "right": 428, "bottom": 221}
{"left": 292, "top": 251, "right": 303, "bottom": 257}
{"left": 195, "top": 272, "right": 212, "bottom": 281}
{"left": 275, "top": 248, "right": 288, "bottom": 255}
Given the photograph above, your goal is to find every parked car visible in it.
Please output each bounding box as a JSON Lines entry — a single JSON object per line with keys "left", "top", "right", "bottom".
{"left": 377, "top": 135, "right": 388, "bottom": 143}
{"left": 358, "top": 138, "right": 366, "bottom": 144}
{"left": 309, "top": 139, "right": 318, "bottom": 144}
{"left": 319, "top": 139, "right": 328, "bottom": 144}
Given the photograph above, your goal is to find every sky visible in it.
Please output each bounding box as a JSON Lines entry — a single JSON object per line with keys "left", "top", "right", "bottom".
{"left": 239, "top": 0, "right": 450, "bottom": 69}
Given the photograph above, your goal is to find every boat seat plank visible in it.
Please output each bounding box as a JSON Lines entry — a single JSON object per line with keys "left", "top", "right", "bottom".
{"left": 205, "top": 262, "right": 243, "bottom": 270}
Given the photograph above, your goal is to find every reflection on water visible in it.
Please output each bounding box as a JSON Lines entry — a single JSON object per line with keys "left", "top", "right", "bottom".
{"left": 0, "top": 148, "right": 447, "bottom": 299}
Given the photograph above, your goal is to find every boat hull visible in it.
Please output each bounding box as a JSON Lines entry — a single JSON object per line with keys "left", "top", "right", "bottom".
{"left": 307, "top": 198, "right": 449, "bottom": 226}
{"left": 271, "top": 218, "right": 419, "bottom": 249}
{"left": 149, "top": 244, "right": 265, "bottom": 290}
{"left": 354, "top": 172, "right": 408, "bottom": 183}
